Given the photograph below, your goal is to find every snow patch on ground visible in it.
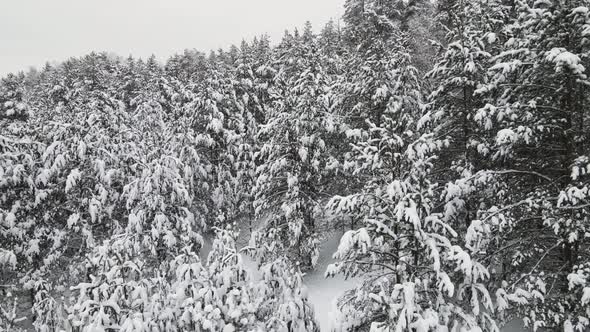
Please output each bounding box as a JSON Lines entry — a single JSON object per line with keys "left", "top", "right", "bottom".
{"left": 304, "top": 231, "right": 361, "bottom": 331}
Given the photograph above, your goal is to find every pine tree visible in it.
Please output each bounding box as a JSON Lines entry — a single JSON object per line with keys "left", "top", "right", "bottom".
{"left": 327, "top": 38, "right": 499, "bottom": 330}
{"left": 0, "top": 74, "right": 29, "bottom": 121}
{"left": 251, "top": 27, "right": 337, "bottom": 268}
{"left": 476, "top": 0, "right": 590, "bottom": 329}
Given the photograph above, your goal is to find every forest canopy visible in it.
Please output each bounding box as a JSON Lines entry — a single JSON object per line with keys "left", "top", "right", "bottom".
{"left": 1, "top": 0, "right": 590, "bottom": 331}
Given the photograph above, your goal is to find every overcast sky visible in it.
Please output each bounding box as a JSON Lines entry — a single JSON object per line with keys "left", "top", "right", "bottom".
{"left": 0, "top": 0, "right": 344, "bottom": 76}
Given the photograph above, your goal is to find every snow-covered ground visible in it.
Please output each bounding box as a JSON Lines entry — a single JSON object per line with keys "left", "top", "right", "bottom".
{"left": 303, "top": 231, "right": 361, "bottom": 331}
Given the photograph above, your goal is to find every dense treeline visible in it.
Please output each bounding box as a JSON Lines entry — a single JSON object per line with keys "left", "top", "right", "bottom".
{"left": 1, "top": 0, "right": 590, "bottom": 331}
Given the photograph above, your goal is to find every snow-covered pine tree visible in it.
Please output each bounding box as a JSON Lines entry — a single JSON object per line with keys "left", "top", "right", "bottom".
{"left": 334, "top": 0, "right": 426, "bottom": 229}
{"left": 426, "top": 0, "right": 510, "bottom": 181}
{"left": 251, "top": 25, "right": 338, "bottom": 269}
{"left": 324, "top": 1, "right": 501, "bottom": 330}
{"left": 470, "top": 0, "right": 590, "bottom": 329}
{"left": 229, "top": 42, "right": 268, "bottom": 230}
{"left": 327, "top": 43, "right": 498, "bottom": 330}
{"left": 165, "top": 49, "right": 209, "bottom": 83}
{"left": 423, "top": 5, "right": 514, "bottom": 330}
{"left": 65, "top": 222, "right": 317, "bottom": 331}
{"left": 0, "top": 81, "right": 29, "bottom": 330}
{"left": 115, "top": 56, "right": 144, "bottom": 111}
{"left": 0, "top": 74, "right": 29, "bottom": 121}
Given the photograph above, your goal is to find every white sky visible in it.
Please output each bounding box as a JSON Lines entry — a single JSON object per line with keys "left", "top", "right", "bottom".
{"left": 0, "top": 0, "right": 344, "bottom": 76}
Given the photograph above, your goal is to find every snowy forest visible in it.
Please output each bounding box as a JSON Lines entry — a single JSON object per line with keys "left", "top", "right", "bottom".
{"left": 1, "top": 0, "right": 590, "bottom": 331}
